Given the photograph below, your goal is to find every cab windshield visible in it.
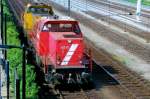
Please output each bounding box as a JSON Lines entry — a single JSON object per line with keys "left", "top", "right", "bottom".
{"left": 42, "top": 23, "right": 81, "bottom": 35}
{"left": 27, "top": 6, "right": 53, "bottom": 15}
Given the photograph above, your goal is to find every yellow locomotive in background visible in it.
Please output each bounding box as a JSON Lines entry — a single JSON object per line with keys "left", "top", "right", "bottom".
{"left": 23, "top": 3, "right": 54, "bottom": 30}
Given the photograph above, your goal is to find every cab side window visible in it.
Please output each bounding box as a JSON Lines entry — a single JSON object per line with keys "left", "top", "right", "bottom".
{"left": 73, "top": 24, "right": 81, "bottom": 34}
{"left": 42, "top": 24, "right": 51, "bottom": 32}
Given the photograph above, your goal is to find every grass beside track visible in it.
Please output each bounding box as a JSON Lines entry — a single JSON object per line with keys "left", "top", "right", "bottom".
{"left": 128, "top": 0, "right": 150, "bottom": 6}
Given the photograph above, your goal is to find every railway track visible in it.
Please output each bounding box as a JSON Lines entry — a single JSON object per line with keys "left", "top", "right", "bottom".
{"left": 7, "top": 0, "right": 150, "bottom": 99}
{"left": 58, "top": 88, "right": 99, "bottom": 99}
{"left": 54, "top": 62, "right": 125, "bottom": 99}
{"left": 85, "top": 10, "right": 150, "bottom": 42}
{"left": 91, "top": 0, "right": 150, "bottom": 19}
{"left": 83, "top": 0, "right": 150, "bottom": 41}
{"left": 85, "top": 37, "right": 150, "bottom": 99}
{"left": 89, "top": 0, "right": 150, "bottom": 18}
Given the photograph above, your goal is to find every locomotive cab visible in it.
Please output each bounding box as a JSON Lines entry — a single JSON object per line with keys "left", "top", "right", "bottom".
{"left": 23, "top": 3, "right": 54, "bottom": 30}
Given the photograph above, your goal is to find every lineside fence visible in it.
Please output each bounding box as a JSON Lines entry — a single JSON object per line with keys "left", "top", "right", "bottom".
{"left": 0, "top": 1, "right": 21, "bottom": 99}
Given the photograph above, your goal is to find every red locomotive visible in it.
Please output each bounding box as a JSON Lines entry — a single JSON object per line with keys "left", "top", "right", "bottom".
{"left": 28, "top": 18, "right": 93, "bottom": 85}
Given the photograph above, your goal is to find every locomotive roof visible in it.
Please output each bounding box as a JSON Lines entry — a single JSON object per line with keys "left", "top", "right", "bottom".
{"left": 26, "top": 3, "right": 54, "bottom": 14}
{"left": 43, "top": 19, "right": 78, "bottom": 23}
{"left": 38, "top": 19, "right": 79, "bottom": 28}
{"left": 27, "top": 3, "right": 52, "bottom": 8}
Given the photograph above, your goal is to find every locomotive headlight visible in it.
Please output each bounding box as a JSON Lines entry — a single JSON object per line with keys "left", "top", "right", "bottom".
{"left": 57, "top": 61, "right": 61, "bottom": 65}
{"left": 80, "top": 61, "right": 82, "bottom": 64}
{"left": 52, "top": 69, "right": 56, "bottom": 73}
{"left": 67, "top": 40, "right": 72, "bottom": 43}
{"left": 57, "top": 55, "right": 61, "bottom": 65}
{"left": 27, "top": 3, "right": 31, "bottom": 7}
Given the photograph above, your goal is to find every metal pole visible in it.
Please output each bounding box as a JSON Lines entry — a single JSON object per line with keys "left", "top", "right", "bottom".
{"left": 0, "top": 1, "right": 2, "bottom": 95}
{"left": 136, "top": 0, "right": 142, "bottom": 21}
{"left": 15, "top": 68, "right": 20, "bottom": 99}
{"left": 0, "top": 61, "right": 1, "bottom": 99}
{"left": 0, "top": 0, "right": 2, "bottom": 98}
{"left": 4, "top": 14, "right": 7, "bottom": 59}
{"left": 136, "top": 0, "right": 142, "bottom": 15}
{"left": 22, "top": 46, "right": 26, "bottom": 99}
{"left": 85, "top": 0, "right": 88, "bottom": 13}
{"left": 68, "top": 0, "right": 70, "bottom": 16}
{"left": 5, "top": 61, "right": 9, "bottom": 99}
{"left": 16, "top": 78, "right": 20, "bottom": 99}
{"left": 1, "top": 4, "right": 3, "bottom": 45}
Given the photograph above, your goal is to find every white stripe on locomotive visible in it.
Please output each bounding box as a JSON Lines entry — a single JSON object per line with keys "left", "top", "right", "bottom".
{"left": 61, "top": 44, "right": 79, "bottom": 65}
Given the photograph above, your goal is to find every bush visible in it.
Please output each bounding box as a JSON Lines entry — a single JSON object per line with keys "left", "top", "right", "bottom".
{"left": 3, "top": 0, "right": 39, "bottom": 98}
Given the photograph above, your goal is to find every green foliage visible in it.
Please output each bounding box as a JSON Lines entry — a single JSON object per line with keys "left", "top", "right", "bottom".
{"left": 2, "top": 0, "right": 11, "bottom": 16}
{"left": 3, "top": 0, "right": 39, "bottom": 98}
{"left": 128, "top": 0, "right": 150, "bottom": 6}
{"left": 26, "top": 65, "right": 39, "bottom": 99}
